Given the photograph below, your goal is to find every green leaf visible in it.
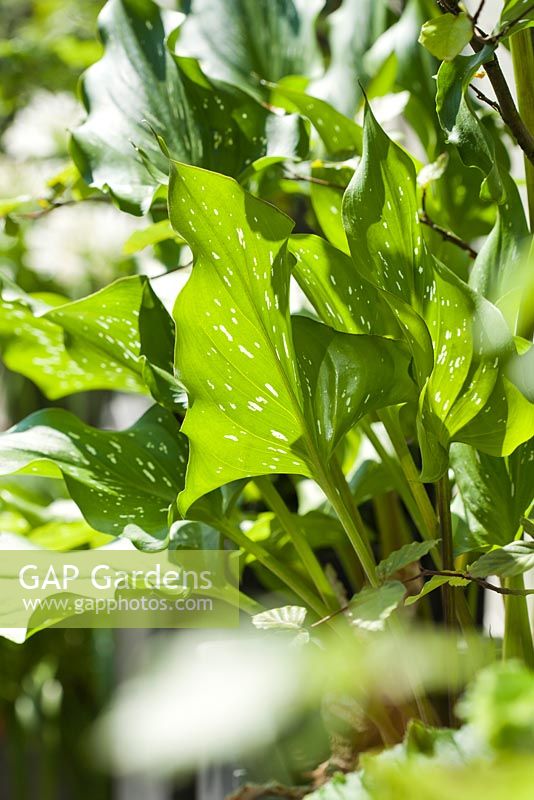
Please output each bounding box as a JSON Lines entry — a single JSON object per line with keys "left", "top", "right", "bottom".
{"left": 500, "top": 1, "right": 534, "bottom": 35}
{"left": 175, "top": 0, "right": 323, "bottom": 99}
{"left": 436, "top": 47, "right": 503, "bottom": 202}
{"left": 419, "top": 13, "right": 473, "bottom": 62}
{"left": 252, "top": 605, "right": 307, "bottom": 631}
{"left": 0, "top": 406, "right": 187, "bottom": 550}
{"left": 123, "top": 219, "right": 182, "bottom": 254}
{"left": 169, "top": 163, "right": 415, "bottom": 514}
{"left": 377, "top": 540, "right": 439, "bottom": 582}
{"left": 469, "top": 541, "right": 534, "bottom": 578}
{"left": 348, "top": 580, "right": 405, "bottom": 631}
{"left": 271, "top": 83, "right": 362, "bottom": 158}
{"left": 450, "top": 441, "right": 534, "bottom": 549}
{"left": 289, "top": 234, "right": 398, "bottom": 338}
{"left": 309, "top": 164, "right": 352, "bottom": 253}
{"left": 404, "top": 574, "right": 469, "bottom": 607}
{"left": 469, "top": 174, "right": 529, "bottom": 312}
{"left": 0, "top": 276, "right": 181, "bottom": 408}
{"left": 71, "top": 0, "right": 299, "bottom": 213}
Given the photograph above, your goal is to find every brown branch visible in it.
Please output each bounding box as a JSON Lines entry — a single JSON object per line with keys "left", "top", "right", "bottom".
{"left": 469, "top": 83, "right": 501, "bottom": 113}
{"left": 435, "top": 1, "right": 534, "bottom": 167}
{"left": 283, "top": 170, "right": 343, "bottom": 189}
{"left": 226, "top": 783, "right": 309, "bottom": 800}
{"left": 419, "top": 190, "right": 478, "bottom": 259}
{"left": 472, "top": 0, "right": 486, "bottom": 27}
{"left": 12, "top": 196, "right": 111, "bottom": 221}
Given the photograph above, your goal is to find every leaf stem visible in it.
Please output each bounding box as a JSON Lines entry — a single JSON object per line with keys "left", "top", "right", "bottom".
{"left": 436, "top": 469, "right": 456, "bottom": 632}
{"left": 254, "top": 476, "right": 339, "bottom": 610}
{"left": 503, "top": 574, "right": 534, "bottom": 668}
{"left": 318, "top": 455, "right": 379, "bottom": 587}
{"left": 218, "top": 519, "right": 330, "bottom": 618}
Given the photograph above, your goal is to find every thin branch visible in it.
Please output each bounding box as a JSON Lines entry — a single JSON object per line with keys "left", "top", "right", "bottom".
{"left": 283, "top": 170, "right": 343, "bottom": 189}
{"left": 469, "top": 83, "right": 501, "bottom": 113}
{"left": 472, "top": 0, "right": 486, "bottom": 27}
{"left": 437, "top": 0, "right": 534, "bottom": 167}
{"left": 419, "top": 189, "right": 478, "bottom": 259}
{"left": 11, "top": 196, "right": 111, "bottom": 221}
{"left": 416, "top": 569, "right": 534, "bottom": 597}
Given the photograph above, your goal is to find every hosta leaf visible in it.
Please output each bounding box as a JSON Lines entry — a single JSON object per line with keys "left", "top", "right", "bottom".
{"left": 451, "top": 441, "right": 534, "bottom": 549}
{"left": 343, "top": 102, "right": 432, "bottom": 309}
{"left": 469, "top": 175, "right": 529, "bottom": 313}
{"left": 0, "top": 277, "right": 180, "bottom": 408}
{"left": 310, "top": 0, "right": 390, "bottom": 117}
{"left": 453, "top": 375, "right": 534, "bottom": 457}
{"left": 252, "top": 605, "right": 307, "bottom": 631}
{"left": 419, "top": 13, "right": 473, "bottom": 62}
{"left": 0, "top": 407, "right": 187, "bottom": 550}
{"left": 71, "top": 0, "right": 300, "bottom": 213}
{"left": 377, "top": 540, "right": 439, "bottom": 582}
{"left": 309, "top": 164, "right": 352, "bottom": 253}
{"left": 436, "top": 47, "right": 503, "bottom": 202}
{"left": 348, "top": 580, "right": 405, "bottom": 631}
{"left": 271, "top": 83, "right": 362, "bottom": 158}
{"left": 175, "top": 0, "right": 323, "bottom": 99}
{"left": 289, "top": 234, "right": 398, "bottom": 337}
{"left": 500, "top": 1, "right": 534, "bottom": 35}
{"left": 169, "top": 163, "right": 415, "bottom": 514}
{"left": 469, "top": 542, "right": 534, "bottom": 578}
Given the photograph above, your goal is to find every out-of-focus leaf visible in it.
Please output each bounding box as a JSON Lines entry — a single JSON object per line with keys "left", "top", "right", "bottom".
{"left": 175, "top": 0, "right": 323, "bottom": 99}
{"left": 123, "top": 220, "right": 182, "bottom": 254}
{"left": 404, "top": 574, "right": 469, "bottom": 607}
{"left": 500, "top": 1, "right": 534, "bottom": 35}
{"left": 252, "top": 605, "right": 307, "bottom": 631}
{"left": 0, "top": 406, "right": 187, "bottom": 550}
{"left": 348, "top": 581, "right": 405, "bottom": 631}
{"left": 377, "top": 540, "right": 439, "bottom": 582}
{"left": 469, "top": 541, "right": 534, "bottom": 578}
{"left": 419, "top": 13, "right": 473, "bottom": 62}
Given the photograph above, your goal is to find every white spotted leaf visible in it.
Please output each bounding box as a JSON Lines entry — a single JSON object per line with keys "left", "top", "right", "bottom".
{"left": 0, "top": 276, "right": 181, "bottom": 409}
{"left": 169, "top": 163, "right": 415, "bottom": 514}
{"left": 0, "top": 406, "right": 187, "bottom": 550}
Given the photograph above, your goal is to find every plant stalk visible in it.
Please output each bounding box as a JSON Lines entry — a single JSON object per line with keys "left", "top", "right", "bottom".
{"left": 510, "top": 28, "right": 534, "bottom": 229}
{"left": 319, "top": 456, "right": 379, "bottom": 587}
{"left": 219, "top": 520, "right": 330, "bottom": 618}
{"left": 436, "top": 469, "right": 456, "bottom": 632}
{"left": 503, "top": 574, "right": 534, "bottom": 669}
{"left": 254, "top": 476, "right": 339, "bottom": 610}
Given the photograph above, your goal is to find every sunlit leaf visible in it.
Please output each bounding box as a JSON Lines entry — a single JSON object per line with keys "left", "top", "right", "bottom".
{"left": 169, "top": 163, "right": 415, "bottom": 514}
{"left": 469, "top": 541, "right": 534, "bottom": 579}
{"left": 252, "top": 605, "right": 307, "bottom": 631}
{"left": 0, "top": 407, "right": 187, "bottom": 550}
{"left": 419, "top": 13, "right": 473, "bottom": 62}
{"left": 348, "top": 580, "right": 405, "bottom": 631}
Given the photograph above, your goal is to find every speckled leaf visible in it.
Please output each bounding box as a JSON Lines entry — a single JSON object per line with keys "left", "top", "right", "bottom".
{"left": 271, "top": 84, "right": 362, "bottom": 158}
{"left": 289, "top": 234, "right": 399, "bottom": 337}
{"left": 169, "top": 163, "right": 415, "bottom": 514}
{"left": 71, "top": 0, "right": 298, "bottom": 214}
{"left": 0, "top": 277, "right": 180, "bottom": 408}
{"left": 175, "top": 0, "right": 323, "bottom": 99}
{"left": 0, "top": 407, "right": 187, "bottom": 550}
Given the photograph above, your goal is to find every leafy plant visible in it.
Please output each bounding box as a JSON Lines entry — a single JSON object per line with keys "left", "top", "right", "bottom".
{"left": 2, "top": 0, "right": 534, "bottom": 797}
